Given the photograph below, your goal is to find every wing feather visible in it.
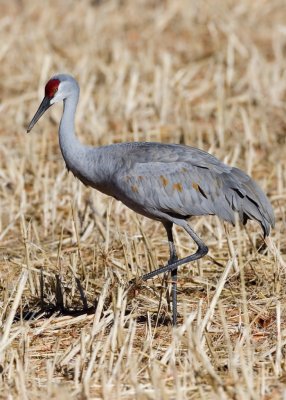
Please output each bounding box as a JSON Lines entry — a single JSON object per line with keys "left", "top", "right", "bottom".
{"left": 109, "top": 143, "right": 274, "bottom": 235}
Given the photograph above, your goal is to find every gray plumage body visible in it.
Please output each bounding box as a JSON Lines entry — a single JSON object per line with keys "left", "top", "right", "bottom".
{"left": 27, "top": 74, "right": 275, "bottom": 325}
{"left": 69, "top": 141, "right": 274, "bottom": 236}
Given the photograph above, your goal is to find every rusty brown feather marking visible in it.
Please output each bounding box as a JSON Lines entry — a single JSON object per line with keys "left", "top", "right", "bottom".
{"left": 173, "top": 182, "right": 183, "bottom": 192}
{"left": 160, "top": 175, "right": 169, "bottom": 187}
{"left": 192, "top": 182, "right": 207, "bottom": 198}
{"left": 138, "top": 176, "right": 144, "bottom": 181}
{"left": 131, "top": 185, "right": 139, "bottom": 193}
{"left": 192, "top": 182, "right": 200, "bottom": 191}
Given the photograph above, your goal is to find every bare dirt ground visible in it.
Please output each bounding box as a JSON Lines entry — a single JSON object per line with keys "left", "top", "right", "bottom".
{"left": 0, "top": 0, "right": 286, "bottom": 398}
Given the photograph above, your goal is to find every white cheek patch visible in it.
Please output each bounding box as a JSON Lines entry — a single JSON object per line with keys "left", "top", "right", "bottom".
{"left": 50, "top": 90, "right": 64, "bottom": 104}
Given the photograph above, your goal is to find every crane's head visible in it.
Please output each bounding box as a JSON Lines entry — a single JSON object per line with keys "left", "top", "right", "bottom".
{"left": 27, "top": 74, "right": 78, "bottom": 132}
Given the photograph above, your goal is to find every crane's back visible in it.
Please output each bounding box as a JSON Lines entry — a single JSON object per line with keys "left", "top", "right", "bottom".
{"left": 77, "top": 142, "right": 274, "bottom": 236}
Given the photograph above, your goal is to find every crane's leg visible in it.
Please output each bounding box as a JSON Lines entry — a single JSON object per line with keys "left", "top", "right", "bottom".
{"left": 163, "top": 221, "right": 178, "bottom": 325}
{"left": 141, "top": 218, "right": 208, "bottom": 325}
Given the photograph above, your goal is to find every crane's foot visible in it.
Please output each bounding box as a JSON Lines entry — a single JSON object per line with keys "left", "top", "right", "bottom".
{"left": 128, "top": 270, "right": 178, "bottom": 326}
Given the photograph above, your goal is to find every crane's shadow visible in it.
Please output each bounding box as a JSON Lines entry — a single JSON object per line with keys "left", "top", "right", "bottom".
{"left": 14, "top": 271, "right": 97, "bottom": 322}
{"left": 13, "top": 271, "right": 172, "bottom": 326}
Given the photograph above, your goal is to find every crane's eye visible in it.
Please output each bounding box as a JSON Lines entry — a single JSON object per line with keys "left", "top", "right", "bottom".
{"left": 45, "top": 79, "right": 60, "bottom": 98}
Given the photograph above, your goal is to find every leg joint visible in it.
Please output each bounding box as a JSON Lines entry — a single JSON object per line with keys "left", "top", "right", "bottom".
{"left": 201, "top": 244, "right": 208, "bottom": 256}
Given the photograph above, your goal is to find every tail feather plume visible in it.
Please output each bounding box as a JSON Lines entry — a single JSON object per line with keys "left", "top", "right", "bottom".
{"left": 226, "top": 168, "right": 275, "bottom": 236}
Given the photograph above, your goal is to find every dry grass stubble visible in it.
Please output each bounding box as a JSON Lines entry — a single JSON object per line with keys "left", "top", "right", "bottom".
{"left": 0, "top": 0, "right": 286, "bottom": 398}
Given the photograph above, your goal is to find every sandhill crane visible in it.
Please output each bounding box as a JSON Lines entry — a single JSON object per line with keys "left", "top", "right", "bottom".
{"left": 27, "top": 74, "right": 275, "bottom": 325}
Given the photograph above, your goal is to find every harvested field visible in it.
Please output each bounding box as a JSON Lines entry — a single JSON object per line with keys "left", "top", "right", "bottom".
{"left": 0, "top": 0, "right": 286, "bottom": 398}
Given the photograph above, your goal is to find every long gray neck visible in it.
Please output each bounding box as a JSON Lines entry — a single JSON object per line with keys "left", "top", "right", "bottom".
{"left": 59, "top": 88, "right": 85, "bottom": 170}
{"left": 58, "top": 89, "right": 105, "bottom": 189}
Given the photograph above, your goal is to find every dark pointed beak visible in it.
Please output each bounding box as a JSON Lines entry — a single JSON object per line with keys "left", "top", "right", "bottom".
{"left": 27, "top": 96, "right": 51, "bottom": 133}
